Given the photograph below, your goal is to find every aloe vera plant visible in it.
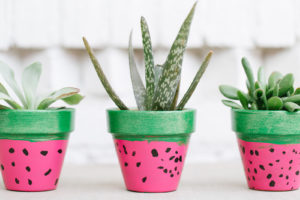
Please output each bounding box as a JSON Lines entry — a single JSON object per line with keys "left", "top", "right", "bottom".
{"left": 83, "top": 3, "right": 213, "bottom": 111}
{"left": 0, "top": 61, "right": 83, "bottom": 110}
{"left": 219, "top": 57, "right": 300, "bottom": 112}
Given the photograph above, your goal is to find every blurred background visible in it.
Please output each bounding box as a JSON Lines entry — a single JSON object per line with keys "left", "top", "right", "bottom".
{"left": 0, "top": 0, "right": 300, "bottom": 164}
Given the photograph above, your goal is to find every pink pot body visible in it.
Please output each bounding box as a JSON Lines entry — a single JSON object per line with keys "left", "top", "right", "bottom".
{"left": 238, "top": 138, "right": 300, "bottom": 191}
{"left": 0, "top": 139, "right": 68, "bottom": 192}
{"left": 114, "top": 139, "right": 188, "bottom": 193}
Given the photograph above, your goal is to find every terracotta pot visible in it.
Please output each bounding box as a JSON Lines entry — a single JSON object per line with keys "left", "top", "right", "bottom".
{"left": 232, "top": 109, "right": 300, "bottom": 191}
{"left": 107, "top": 109, "right": 195, "bottom": 193}
{"left": 0, "top": 109, "right": 74, "bottom": 192}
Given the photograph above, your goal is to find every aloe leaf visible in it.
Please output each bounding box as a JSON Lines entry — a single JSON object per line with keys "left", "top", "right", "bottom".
{"left": 268, "top": 71, "right": 282, "bottom": 89}
{"left": 129, "top": 32, "right": 147, "bottom": 110}
{"left": 278, "top": 73, "right": 294, "bottom": 97}
{"left": 237, "top": 90, "right": 249, "bottom": 109}
{"left": 152, "top": 3, "right": 197, "bottom": 110}
{"left": 0, "top": 92, "right": 22, "bottom": 109}
{"left": 0, "top": 61, "right": 26, "bottom": 107}
{"left": 241, "top": 57, "right": 255, "bottom": 97}
{"left": 62, "top": 94, "right": 84, "bottom": 105}
{"left": 83, "top": 37, "right": 128, "bottom": 110}
{"left": 294, "top": 88, "right": 300, "bottom": 95}
{"left": 140, "top": 17, "right": 155, "bottom": 110}
{"left": 257, "top": 66, "right": 267, "bottom": 90}
{"left": 177, "top": 51, "right": 213, "bottom": 110}
{"left": 21, "top": 62, "right": 42, "bottom": 109}
{"left": 170, "top": 82, "right": 180, "bottom": 110}
{"left": 284, "top": 102, "right": 300, "bottom": 112}
{"left": 154, "top": 64, "right": 163, "bottom": 89}
{"left": 37, "top": 87, "right": 80, "bottom": 109}
{"left": 267, "top": 96, "right": 283, "bottom": 110}
{"left": 219, "top": 85, "right": 239, "bottom": 100}
{"left": 221, "top": 99, "right": 242, "bottom": 109}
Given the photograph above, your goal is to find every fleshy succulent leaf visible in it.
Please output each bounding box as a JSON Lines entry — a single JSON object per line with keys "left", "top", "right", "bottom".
{"left": 140, "top": 17, "right": 155, "bottom": 110}
{"left": 0, "top": 92, "right": 22, "bottom": 109}
{"left": 22, "top": 62, "right": 42, "bottom": 109}
{"left": 219, "top": 85, "right": 239, "bottom": 100}
{"left": 62, "top": 94, "right": 84, "bottom": 105}
{"left": 257, "top": 66, "right": 267, "bottom": 90}
{"left": 0, "top": 61, "right": 26, "bottom": 107}
{"left": 283, "top": 94, "right": 300, "bottom": 104}
{"left": 0, "top": 82, "right": 8, "bottom": 95}
{"left": 273, "top": 83, "right": 279, "bottom": 97}
{"left": 177, "top": 51, "right": 213, "bottom": 110}
{"left": 0, "top": 104, "right": 10, "bottom": 109}
{"left": 268, "top": 71, "right": 282, "bottom": 89}
{"left": 152, "top": 3, "right": 197, "bottom": 110}
{"left": 241, "top": 57, "right": 255, "bottom": 97}
{"left": 129, "top": 31, "right": 147, "bottom": 110}
{"left": 278, "top": 73, "right": 294, "bottom": 97}
{"left": 170, "top": 82, "right": 180, "bottom": 110}
{"left": 284, "top": 102, "right": 300, "bottom": 112}
{"left": 154, "top": 64, "right": 163, "bottom": 89}
{"left": 221, "top": 99, "right": 242, "bottom": 109}
{"left": 267, "top": 96, "right": 283, "bottom": 110}
{"left": 37, "top": 87, "right": 80, "bottom": 110}
{"left": 237, "top": 90, "right": 249, "bottom": 109}
{"left": 83, "top": 37, "right": 128, "bottom": 110}
{"left": 294, "top": 88, "right": 300, "bottom": 95}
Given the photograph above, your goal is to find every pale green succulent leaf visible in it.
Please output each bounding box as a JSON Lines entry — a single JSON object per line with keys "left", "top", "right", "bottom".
{"left": 241, "top": 57, "right": 255, "bottom": 97}
{"left": 221, "top": 99, "right": 242, "bottom": 109}
{"left": 152, "top": 3, "right": 197, "bottom": 110}
{"left": 294, "top": 88, "right": 300, "bottom": 95}
{"left": 0, "top": 82, "right": 9, "bottom": 95}
{"left": 0, "top": 92, "right": 22, "bottom": 109}
{"left": 62, "top": 94, "right": 84, "bottom": 105}
{"left": 267, "top": 96, "right": 283, "bottom": 110}
{"left": 284, "top": 102, "right": 300, "bottom": 112}
{"left": 129, "top": 32, "right": 147, "bottom": 110}
{"left": 268, "top": 71, "right": 282, "bottom": 89}
{"left": 237, "top": 90, "right": 249, "bottom": 109}
{"left": 219, "top": 85, "right": 239, "bottom": 100}
{"left": 278, "top": 73, "right": 294, "bottom": 97}
{"left": 257, "top": 66, "right": 267, "bottom": 90}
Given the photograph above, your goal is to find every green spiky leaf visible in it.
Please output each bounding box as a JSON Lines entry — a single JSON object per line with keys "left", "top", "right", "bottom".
{"left": 221, "top": 99, "right": 242, "bottom": 109}
{"left": 154, "top": 64, "right": 163, "bottom": 89}
{"left": 129, "top": 32, "right": 146, "bottom": 110}
{"left": 177, "top": 51, "right": 213, "bottom": 110}
{"left": 83, "top": 37, "right": 128, "bottom": 110}
{"left": 170, "top": 82, "right": 180, "bottom": 110}
{"left": 152, "top": 3, "right": 196, "bottom": 110}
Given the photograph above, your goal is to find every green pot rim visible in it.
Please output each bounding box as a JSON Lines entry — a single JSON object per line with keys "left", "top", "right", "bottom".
{"left": 231, "top": 109, "right": 300, "bottom": 144}
{"left": 0, "top": 108, "right": 75, "bottom": 141}
{"left": 107, "top": 109, "right": 195, "bottom": 144}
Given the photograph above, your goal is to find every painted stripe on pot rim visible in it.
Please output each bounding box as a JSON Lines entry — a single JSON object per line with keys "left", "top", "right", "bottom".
{"left": 232, "top": 109, "right": 300, "bottom": 144}
{"left": 0, "top": 109, "right": 74, "bottom": 141}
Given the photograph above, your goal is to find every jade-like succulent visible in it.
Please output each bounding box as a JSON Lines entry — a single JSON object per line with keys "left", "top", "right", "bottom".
{"left": 0, "top": 61, "right": 83, "bottom": 110}
{"left": 83, "top": 3, "right": 213, "bottom": 111}
{"left": 219, "top": 57, "right": 300, "bottom": 112}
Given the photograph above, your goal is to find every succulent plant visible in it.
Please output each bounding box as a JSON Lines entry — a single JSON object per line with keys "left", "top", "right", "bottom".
{"left": 83, "top": 3, "right": 213, "bottom": 111}
{"left": 0, "top": 61, "right": 83, "bottom": 110}
{"left": 219, "top": 57, "right": 300, "bottom": 112}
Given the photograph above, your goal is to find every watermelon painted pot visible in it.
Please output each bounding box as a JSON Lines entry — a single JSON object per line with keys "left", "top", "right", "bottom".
{"left": 232, "top": 109, "right": 300, "bottom": 191}
{"left": 107, "top": 109, "right": 195, "bottom": 193}
{"left": 0, "top": 109, "right": 74, "bottom": 192}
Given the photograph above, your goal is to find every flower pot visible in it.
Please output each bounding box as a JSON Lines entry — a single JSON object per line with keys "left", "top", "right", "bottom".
{"left": 0, "top": 109, "right": 74, "bottom": 192}
{"left": 232, "top": 109, "right": 300, "bottom": 191}
{"left": 107, "top": 109, "right": 195, "bottom": 193}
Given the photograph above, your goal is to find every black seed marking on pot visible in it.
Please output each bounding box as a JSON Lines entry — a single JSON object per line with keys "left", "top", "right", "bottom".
{"left": 58, "top": 149, "right": 63, "bottom": 154}
{"left": 142, "top": 177, "right": 147, "bottom": 183}
{"left": 269, "top": 163, "right": 273, "bottom": 166}
{"left": 136, "top": 162, "right": 141, "bottom": 167}
{"left": 116, "top": 142, "right": 118, "bottom": 146}
{"left": 177, "top": 172, "right": 180, "bottom": 175}
{"left": 255, "top": 150, "right": 259, "bottom": 156}
{"left": 119, "top": 150, "right": 121, "bottom": 153}
{"left": 55, "top": 179, "right": 59, "bottom": 185}
{"left": 250, "top": 150, "right": 254, "bottom": 155}
{"left": 151, "top": 149, "right": 158, "bottom": 157}
{"left": 1, "top": 164, "right": 4, "bottom": 171}
{"left": 293, "top": 149, "right": 296, "bottom": 153}
{"left": 248, "top": 176, "right": 250, "bottom": 181}
{"left": 132, "top": 151, "right": 136, "bottom": 156}
{"left": 9, "top": 148, "right": 14, "bottom": 153}
{"left": 169, "top": 170, "right": 172, "bottom": 173}
{"left": 41, "top": 151, "right": 48, "bottom": 156}
{"left": 259, "top": 165, "right": 265, "bottom": 170}
{"left": 124, "top": 162, "right": 128, "bottom": 167}
{"left": 44, "top": 169, "right": 52, "bottom": 176}
{"left": 175, "top": 158, "right": 179, "bottom": 163}
{"left": 289, "top": 160, "right": 293, "bottom": 164}
{"left": 287, "top": 182, "right": 289, "bottom": 185}
{"left": 161, "top": 159, "right": 164, "bottom": 161}
{"left": 269, "top": 148, "right": 274, "bottom": 153}
{"left": 291, "top": 187, "right": 294, "bottom": 190}
{"left": 170, "top": 174, "right": 174, "bottom": 178}
{"left": 23, "top": 149, "right": 29, "bottom": 156}
{"left": 279, "top": 174, "right": 283, "bottom": 178}
{"left": 11, "top": 162, "right": 15, "bottom": 167}
{"left": 296, "top": 171, "right": 299, "bottom": 175}
{"left": 281, "top": 167, "right": 284, "bottom": 170}
{"left": 15, "top": 178, "right": 19, "bottom": 184}
{"left": 179, "top": 156, "right": 182, "bottom": 162}
{"left": 247, "top": 168, "right": 250, "bottom": 173}
{"left": 169, "top": 156, "right": 175, "bottom": 160}
{"left": 123, "top": 145, "right": 128, "bottom": 155}
{"left": 254, "top": 168, "right": 257, "bottom": 174}
{"left": 282, "top": 151, "right": 286, "bottom": 155}
{"left": 252, "top": 176, "right": 255, "bottom": 181}
{"left": 267, "top": 174, "right": 272, "bottom": 179}
{"left": 249, "top": 160, "right": 253, "bottom": 164}
{"left": 269, "top": 180, "right": 275, "bottom": 187}
{"left": 175, "top": 151, "right": 178, "bottom": 154}
{"left": 28, "top": 179, "right": 32, "bottom": 185}
{"left": 276, "top": 160, "right": 280, "bottom": 162}
{"left": 175, "top": 167, "right": 177, "bottom": 171}
{"left": 289, "top": 167, "right": 292, "bottom": 170}
{"left": 166, "top": 148, "right": 171, "bottom": 153}
{"left": 242, "top": 147, "right": 245, "bottom": 154}
{"left": 286, "top": 175, "right": 289, "bottom": 180}
{"left": 163, "top": 169, "right": 168, "bottom": 173}
{"left": 158, "top": 166, "right": 164, "bottom": 169}
{"left": 26, "top": 166, "right": 31, "bottom": 172}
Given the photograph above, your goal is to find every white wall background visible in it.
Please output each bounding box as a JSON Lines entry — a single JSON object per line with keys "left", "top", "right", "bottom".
{"left": 1, "top": 0, "right": 300, "bottom": 164}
